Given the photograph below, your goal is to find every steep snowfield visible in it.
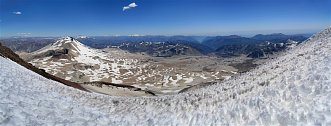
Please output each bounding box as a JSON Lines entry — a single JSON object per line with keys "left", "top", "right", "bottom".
{"left": 1, "top": 27, "right": 331, "bottom": 125}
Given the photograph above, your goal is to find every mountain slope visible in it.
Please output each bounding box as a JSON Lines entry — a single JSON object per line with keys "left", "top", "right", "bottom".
{"left": 0, "top": 27, "right": 331, "bottom": 125}
{"left": 26, "top": 37, "right": 238, "bottom": 94}
{"left": 0, "top": 42, "right": 87, "bottom": 91}
{"left": 27, "top": 36, "right": 142, "bottom": 83}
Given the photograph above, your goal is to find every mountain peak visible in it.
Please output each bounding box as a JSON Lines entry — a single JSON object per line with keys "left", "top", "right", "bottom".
{"left": 56, "top": 36, "right": 80, "bottom": 44}
{"left": 52, "top": 36, "right": 84, "bottom": 49}
{"left": 31, "top": 36, "right": 91, "bottom": 59}
{"left": 63, "top": 36, "right": 74, "bottom": 41}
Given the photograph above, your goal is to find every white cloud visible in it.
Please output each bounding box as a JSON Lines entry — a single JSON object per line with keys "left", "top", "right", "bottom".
{"left": 123, "top": 6, "right": 130, "bottom": 11}
{"left": 13, "top": 11, "right": 22, "bottom": 15}
{"left": 128, "top": 3, "right": 138, "bottom": 8}
{"left": 123, "top": 2, "right": 138, "bottom": 11}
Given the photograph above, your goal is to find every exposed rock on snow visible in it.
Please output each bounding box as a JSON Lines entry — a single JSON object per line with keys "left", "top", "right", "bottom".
{"left": 0, "top": 27, "right": 331, "bottom": 125}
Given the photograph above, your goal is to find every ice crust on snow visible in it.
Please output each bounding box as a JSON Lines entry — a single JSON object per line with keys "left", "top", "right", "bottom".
{"left": 0, "top": 27, "right": 331, "bottom": 125}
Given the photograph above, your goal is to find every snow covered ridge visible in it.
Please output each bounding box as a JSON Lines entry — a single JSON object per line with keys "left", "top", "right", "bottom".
{"left": 0, "top": 27, "right": 331, "bottom": 125}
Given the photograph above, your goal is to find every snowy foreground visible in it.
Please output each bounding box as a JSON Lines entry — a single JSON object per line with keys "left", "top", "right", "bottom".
{"left": 1, "top": 28, "right": 331, "bottom": 125}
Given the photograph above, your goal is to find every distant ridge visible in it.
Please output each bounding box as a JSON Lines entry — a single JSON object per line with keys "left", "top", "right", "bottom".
{"left": 202, "top": 33, "right": 308, "bottom": 50}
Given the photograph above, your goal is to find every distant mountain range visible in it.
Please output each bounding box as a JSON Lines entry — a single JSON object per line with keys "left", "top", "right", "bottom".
{"left": 0, "top": 37, "right": 56, "bottom": 52}
{"left": 76, "top": 36, "right": 201, "bottom": 49}
{"left": 0, "top": 33, "right": 310, "bottom": 58}
{"left": 214, "top": 40, "right": 299, "bottom": 58}
{"left": 112, "top": 41, "right": 213, "bottom": 57}
{"left": 202, "top": 33, "right": 308, "bottom": 50}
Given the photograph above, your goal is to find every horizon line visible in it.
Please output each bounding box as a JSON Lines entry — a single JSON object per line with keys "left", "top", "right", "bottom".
{"left": 0, "top": 32, "right": 316, "bottom": 39}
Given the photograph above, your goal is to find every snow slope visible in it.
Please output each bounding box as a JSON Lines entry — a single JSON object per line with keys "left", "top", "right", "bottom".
{"left": 0, "top": 27, "right": 331, "bottom": 125}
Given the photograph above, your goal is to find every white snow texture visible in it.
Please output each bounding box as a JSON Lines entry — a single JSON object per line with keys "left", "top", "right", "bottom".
{"left": 0, "top": 27, "right": 331, "bottom": 125}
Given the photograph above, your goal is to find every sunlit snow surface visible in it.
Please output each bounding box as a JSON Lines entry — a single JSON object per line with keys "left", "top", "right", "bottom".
{"left": 1, "top": 28, "right": 331, "bottom": 125}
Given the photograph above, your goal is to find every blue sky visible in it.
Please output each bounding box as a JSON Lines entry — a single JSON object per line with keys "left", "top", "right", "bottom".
{"left": 0, "top": 0, "right": 330, "bottom": 37}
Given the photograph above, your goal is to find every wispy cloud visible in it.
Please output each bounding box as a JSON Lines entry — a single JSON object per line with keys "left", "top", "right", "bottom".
{"left": 129, "top": 34, "right": 145, "bottom": 37}
{"left": 17, "top": 33, "right": 31, "bottom": 36}
{"left": 123, "top": 3, "right": 138, "bottom": 11}
{"left": 13, "top": 11, "right": 22, "bottom": 15}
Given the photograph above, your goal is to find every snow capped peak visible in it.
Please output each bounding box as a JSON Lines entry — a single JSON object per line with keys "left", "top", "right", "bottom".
{"left": 31, "top": 36, "right": 95, "bottom": 60}
{"left": 56, "top": 36, "right": 80, "bottom": 44}
{"left": 31, "top": 36, "right": 109, "bottom": 65}
{"left": 50, "top": 36, "right": 87, "bottom": 53}
{"left": 63, "top": 36, "right": 74, "bottom": 40}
